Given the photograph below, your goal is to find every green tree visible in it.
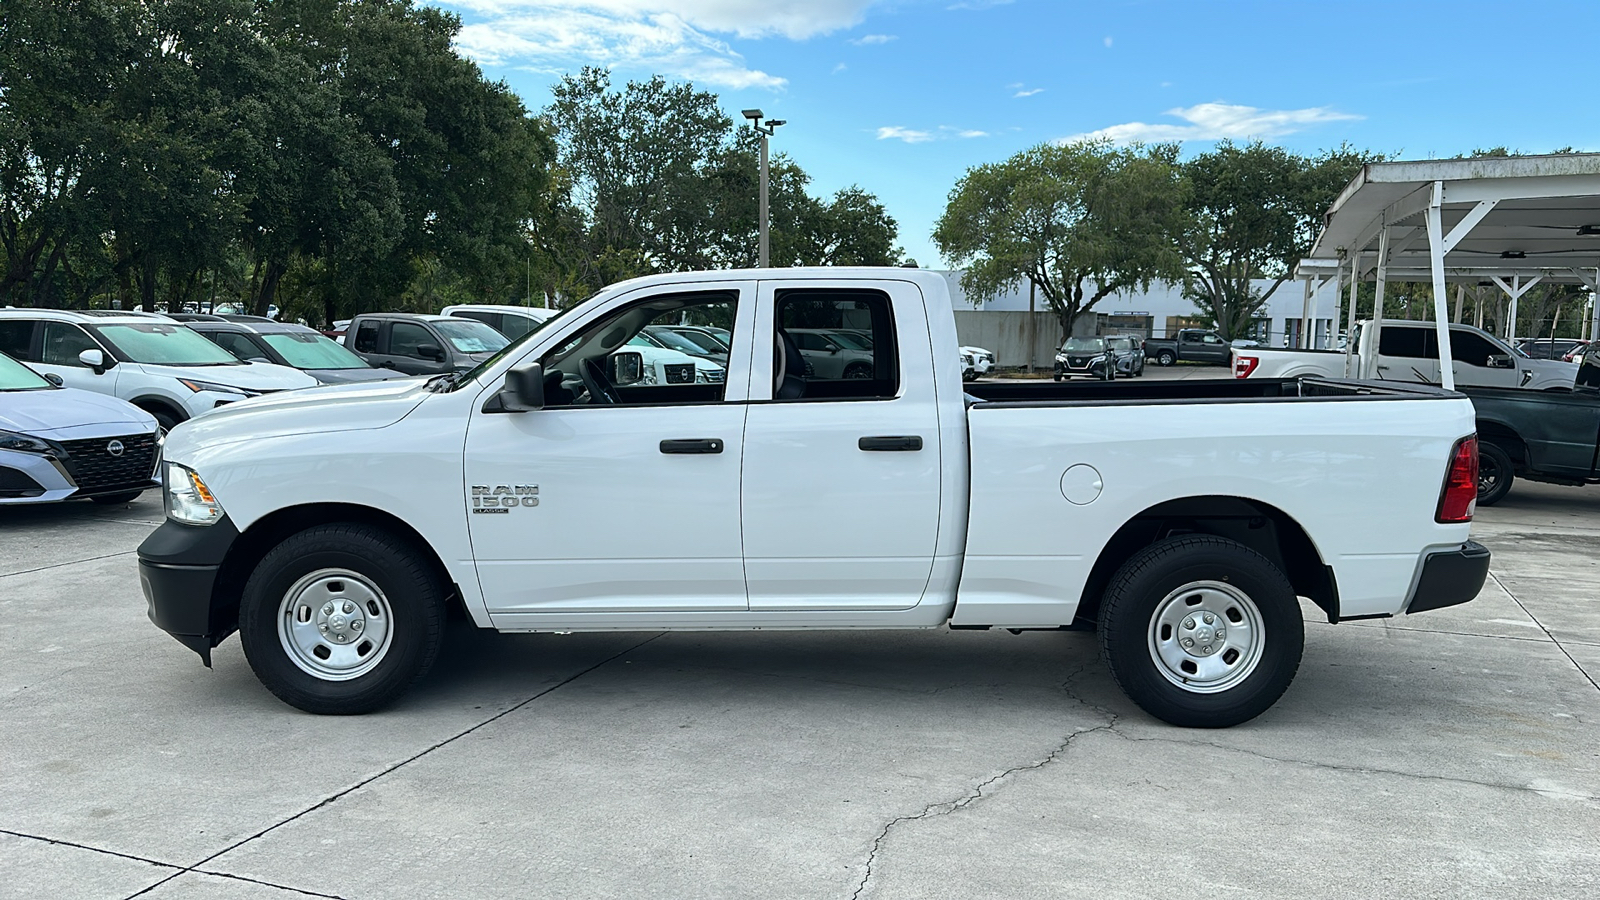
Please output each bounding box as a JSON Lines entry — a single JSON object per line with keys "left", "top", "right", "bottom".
{"left": 933, "top": 139, "right": 1185, "bottom": 341}
{"left": 1175, "top": 141, "right": 1372, "bottom": 340}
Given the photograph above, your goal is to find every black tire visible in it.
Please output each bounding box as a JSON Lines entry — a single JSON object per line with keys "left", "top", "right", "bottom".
{"left": 1098, "top": 536, "right": 1304, "bottom": 728}
{"left": 1157, "top": 350, "right": 1176, "bottom": 367}
{"left": 147, "top": 409, "right": 182, "bottom": 435}
{"left": 91, "top": 490, "right": 145, "bottom": 505}
{"left": 844, "top": 363, "right": 873, "bottom": 380}
{"left": 239, "top": 523, "right": 446, "bottom": 714}
{"left": 1052, "top": 373, "right": 1062, "bottom": 382}
{"left": 1477, "top": 442, "right": 1515, "bottom": 507}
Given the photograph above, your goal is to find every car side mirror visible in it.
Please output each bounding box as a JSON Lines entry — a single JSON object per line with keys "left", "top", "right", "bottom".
{"left": 1487, "top": 354, "right": 1514, "bottom": 369}
{"left": 44, "top": 373, "right": 64, "bottom": 387}
{"left": 78, "top": 348, "right": 109, "bottom": 372}
{"left": 609, "top": 350, "right": 644, "bottom": 386}
{"left": 499, "top": 362, "right": 544, "bottom": 411}
{"left": 416, "top": 343, "right": 445, "bottom": 361}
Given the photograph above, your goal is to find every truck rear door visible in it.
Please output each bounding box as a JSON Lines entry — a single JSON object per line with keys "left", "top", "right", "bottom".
{"left": 741, "top": 280, "right": 943, "bottom": 610}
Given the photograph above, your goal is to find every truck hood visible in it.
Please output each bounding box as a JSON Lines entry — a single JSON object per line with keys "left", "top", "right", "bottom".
{"left": 168, "top": 377, "right": 431, "bottom": 452}
{"left": 0, "top": 387, "right": 156, "bottom": 436}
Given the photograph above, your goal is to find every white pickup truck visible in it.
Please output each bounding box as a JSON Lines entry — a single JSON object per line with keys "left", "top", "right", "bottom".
{"left": 139, "top": 268, "right": 1489, "bottom": 727}
{"left": 1233, "top": 319, "right": 1578, "bottom": 390}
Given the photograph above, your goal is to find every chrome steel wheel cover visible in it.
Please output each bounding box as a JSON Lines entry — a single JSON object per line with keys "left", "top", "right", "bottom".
{"left": 1147, "top": 580, "right": 1265, "bottom": 694}
{"left": 277, "top": 568, "right": 394, "bottom": 681}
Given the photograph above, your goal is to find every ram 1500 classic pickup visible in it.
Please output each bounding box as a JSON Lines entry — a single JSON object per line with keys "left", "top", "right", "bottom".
{"left": 139, "top": 268, "right": 1490, "bottom": 727}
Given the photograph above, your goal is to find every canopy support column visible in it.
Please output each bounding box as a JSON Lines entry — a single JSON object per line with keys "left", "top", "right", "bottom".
{"left": 1424, "top": 191, "right": 1455, "bottom": 391}
{"left": 1366, "top": 227, "right": 1391, "bottom": 379}
{"left": 1344, "top": 252, "right": 1360, "bottom": 376}
{"left": 1489, "top": 274, "right": 1542, "bottom": 345}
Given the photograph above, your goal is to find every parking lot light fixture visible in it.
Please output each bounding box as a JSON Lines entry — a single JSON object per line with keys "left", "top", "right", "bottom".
{"left": 743, "top": 110, "right": 784, "bottom": 267}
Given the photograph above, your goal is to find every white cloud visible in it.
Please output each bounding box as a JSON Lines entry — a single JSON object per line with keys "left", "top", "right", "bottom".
{"left": 957, "top": 130, "right": 989, "bottom": 138}
{"left": 1103, "top": 36, "right": 1113, "bottom": 48}
{"left": 441, "top": 1, "right": 889, "bottom": 89}
{"left": 1013, "top": 87, "right": 1043, "bottom": 98}
{"left": 849, "top": 33, "right": 896, "bottom": 45}
{"left": 877, "top": 126, "right": 934, "bottom": 143}
{"left": 947, "top": 0, "right": 1012, "bottom": 9}
{"left": 1060, "top": 102, "right": 1362, "bottom": 144}
{"left": 832, "top": 62, "right": 848, "bottom": 73}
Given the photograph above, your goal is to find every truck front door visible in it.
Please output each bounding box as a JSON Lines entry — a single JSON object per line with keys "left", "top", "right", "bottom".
{"left": 741, "top": 281, "right": 943, "bottom": 611}
{"left": 463, "top": 284, "right": 755, "bottom": 616}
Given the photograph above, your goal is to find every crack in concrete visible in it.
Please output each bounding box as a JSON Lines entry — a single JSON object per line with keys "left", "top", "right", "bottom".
{"left": 0, "top": 550, "right": 136, "bottom": 580}
{"left": 121, "top": 633, "right": 664, "bottom": 900}
{"left": 847, "top": 665, "right": 1118, "bottom": 900}
{"left": 1489, "top": 571, "right": 1600, "bottom": 694}
{"left": 1108, "top": 731, "right": 1600, "bottom": 804}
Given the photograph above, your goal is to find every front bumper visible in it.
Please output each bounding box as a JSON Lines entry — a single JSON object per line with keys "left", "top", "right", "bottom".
{"left": 1405, "top": 541, "right": 1491, "bottom": 614}
{"left": 137, "top": 516, "right": 241, "bottom": 665}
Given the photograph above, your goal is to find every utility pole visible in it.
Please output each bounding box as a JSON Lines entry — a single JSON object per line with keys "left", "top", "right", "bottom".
{"left": 742, "top": 109, "right": 785, "bottom": 267}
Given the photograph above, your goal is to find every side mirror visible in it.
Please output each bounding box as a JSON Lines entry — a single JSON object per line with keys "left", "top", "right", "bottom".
{"left": 78, "top": 348, "right": 108, "bottom": 372}
{"left": 416, "top": 343, "right": 444, "bottom": 361}
{"left": 1487, "top": 354, "right": 1515, "bottom": 369}
{"left": 609, "top": 350, "right": 644, "bottom": 386}
{"left": 499, "top": 362, "right": 545, "bottom": 412}
{"left": 44, "top": 373, "right": 64, "bottom": 387}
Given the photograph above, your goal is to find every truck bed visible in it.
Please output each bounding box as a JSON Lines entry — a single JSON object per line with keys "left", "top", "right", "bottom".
{"left": 965, "top": 376, "right": 1452, "bottom": 406}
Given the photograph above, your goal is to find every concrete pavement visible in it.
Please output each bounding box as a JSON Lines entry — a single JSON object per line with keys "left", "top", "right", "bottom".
{"left": 2, "top": 481, "right": 1597, "bottom": 899}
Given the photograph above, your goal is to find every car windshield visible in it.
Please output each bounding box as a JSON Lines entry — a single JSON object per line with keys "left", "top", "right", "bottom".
{"left": 92, "top": 323, "right": 242, "bottom": 366}
{"left": 0, "top": 351, "right": 52, "bottom": 390}
{"left": 681, "top": 329, "right": 731, "bottom": 351}
{"left": 260, "top": 332, "right": 372, "bottom": 370}
{"left": 1110, "top": 338, "right": 1133, "bottom": 352}
{"left": 651, "top": 329, "right": 722, "bottom": 356}
{"left": 831, "top": 331, "right": 873, "bottom": 351}
{"left": 1063, "top": 337, "right": 1105, "bottom": 351}
{"left": 432, "top": 319, "right": 510, "bottom": 354}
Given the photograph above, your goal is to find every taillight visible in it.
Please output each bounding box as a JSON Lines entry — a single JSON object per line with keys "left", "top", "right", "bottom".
{"left": 1233, "top": 355, "right": 1259, "bottom": 379}
{"left": 1436, "top": 436, "right": 1479, "bottom": 523}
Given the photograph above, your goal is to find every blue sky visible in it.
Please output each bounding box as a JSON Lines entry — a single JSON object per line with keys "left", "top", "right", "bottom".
{"left": 435, "top": 0, "right": 1599, "bottom": 267}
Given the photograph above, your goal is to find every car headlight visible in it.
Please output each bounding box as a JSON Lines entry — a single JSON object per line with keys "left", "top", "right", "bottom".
{"left": 0, "top": 430, "right": 52, "bottom": 454}
{"left": 165, "top": 462, "right": 224, "bottom": 525}
{"left": 177, "top": 378, "right": 258, "bottom": 397}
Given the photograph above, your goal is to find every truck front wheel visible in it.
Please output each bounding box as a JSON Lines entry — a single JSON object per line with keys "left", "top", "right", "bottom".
{"left": 1098, "top": 536, "right": 1303, "bottom": 728}
{"left": 238, "top": 523, "right": 446, "bottom": 714}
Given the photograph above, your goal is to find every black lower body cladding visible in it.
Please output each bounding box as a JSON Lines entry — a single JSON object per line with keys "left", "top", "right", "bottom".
{"left": 138, "top": 516, "right": 241, "bottom": 665}
{"left": 1406, "top": 541, "right": 1491, "bottom": 614}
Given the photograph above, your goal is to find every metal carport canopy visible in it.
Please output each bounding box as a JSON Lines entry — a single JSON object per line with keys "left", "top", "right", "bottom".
{"left": 1300, "top": 153, "right": 1600, "bottom": 389}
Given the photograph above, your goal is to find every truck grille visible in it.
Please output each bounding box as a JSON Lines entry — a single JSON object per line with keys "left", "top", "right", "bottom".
{"left": 663, "top": 363, "right": 696, "bottom": 384}
{"left": 56, "top": 433, "right": 160, "bottom": 493}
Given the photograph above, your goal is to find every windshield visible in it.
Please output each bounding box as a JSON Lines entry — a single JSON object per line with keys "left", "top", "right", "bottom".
{"left": 432, "top": 319, "right": 510, "bottom": 354}
{"left": 446, "top": 301, "right": 584, "bottom": 390}
{"left": 261, "top": 332, "right": 372, "bottom": 370}
{"left": 831, "top": 331, "right": 873, "bottom": 351}
{"left": 0, "top": 352, "right": 52, "bottom": 391}
{"left": 92, "top": 323, "right": 241, "bottom": 366}
{"left": 1062, "top": 337, "right": 1106, "bottom": 352}
{"left": 651, "top": 328, "right": 722, "bottom": 356}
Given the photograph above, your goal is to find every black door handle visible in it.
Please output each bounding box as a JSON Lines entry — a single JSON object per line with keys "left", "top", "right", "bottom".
{"left": 858, "top": 435, "right": 923, "bottom": 452}
{"left": 660, "top": 439, "right": 724, "bottom": 454}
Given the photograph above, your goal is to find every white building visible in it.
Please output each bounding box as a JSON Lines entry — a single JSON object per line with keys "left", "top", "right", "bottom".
{"left": 938, "top": 271, "right": 1344, "bottom": 349}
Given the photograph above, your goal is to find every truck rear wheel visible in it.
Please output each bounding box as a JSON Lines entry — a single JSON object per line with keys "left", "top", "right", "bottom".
{"left": 1098, "top": 536, "right": 1303, "bottom": 728}
{"left": 1157, "top": 350, "right": 1175, "bottom": 366}
{"left": 1476, "top": 442, "right": 1515, "bottom": 507}
{"left": 238, "top": 523, "right": 445, "bottom": 714}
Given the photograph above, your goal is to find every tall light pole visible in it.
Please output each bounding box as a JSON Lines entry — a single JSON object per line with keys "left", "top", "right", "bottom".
{"left": 742, "top": 109, "right": 784, "bottom": 267}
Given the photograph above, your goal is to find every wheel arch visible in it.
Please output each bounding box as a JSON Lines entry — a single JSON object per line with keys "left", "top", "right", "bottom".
{"left": 212, "top": 503, "right": 462, "bottom": 636}
{"left": 129, "top": 394, "right": 189, "bottom": 425}
{"left": 1475, "top": 418, "right": 1528, "bottom": 466}
{"left": 1076, "top": 495, "right": 1339, "bottom": 625}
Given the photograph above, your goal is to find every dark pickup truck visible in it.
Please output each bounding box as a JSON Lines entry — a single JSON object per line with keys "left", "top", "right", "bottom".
{"left": 1467, "top": 356, "right": 1600, "bottom": 505}
{"left": 1143, "top": 329, "right": 1230, "bottom": 366}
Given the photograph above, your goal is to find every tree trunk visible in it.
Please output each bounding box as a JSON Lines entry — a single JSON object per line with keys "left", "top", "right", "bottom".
{"left": 254, "top": 259, "right": 286, "bottom": 317}
{"left": 140, "top": 258, "right": 157, "bottom": 313}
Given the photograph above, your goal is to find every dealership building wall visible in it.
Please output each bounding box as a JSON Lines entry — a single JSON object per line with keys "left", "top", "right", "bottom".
{"left": 939, "top": 271, "right": 1344, "bottom": 367}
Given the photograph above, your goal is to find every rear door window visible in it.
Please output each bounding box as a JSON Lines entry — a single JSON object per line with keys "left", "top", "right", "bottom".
{"left": 1378, "top": 327, "right": 1427, "bottom": 359}
{"left": 0, "top": 321, "right": 36, "bottom": 360}
{"left": 773, "top": 290, "right": 898, "bottom": 401}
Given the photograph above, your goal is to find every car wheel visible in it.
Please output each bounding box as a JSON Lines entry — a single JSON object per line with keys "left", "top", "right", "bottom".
{"left": 238, "top": 523, "right": 446, "bottom": 714}
{"left": 1052, "top": 373, "right": 1062, "bottom": 382}
{"left": 148, "top": 409, "right": 182, "bottom": 435}
{"left": 1158, "top": 350, "right": 1176, "bottom": 367}
{"left": 1098, "top": 536, "right": 1304, "bottom": 728}
{"left": 844, "top": 363, "right": 873, "bottom": 379}
{"left": 91, "top": 490, "right": 145, "bottom": 505}
{"left": 1476, "top": 442, "right": 1515, "bottom": 507}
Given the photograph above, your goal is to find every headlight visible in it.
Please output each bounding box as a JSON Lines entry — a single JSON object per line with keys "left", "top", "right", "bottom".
{"left": 0, "top": 430, "right": 52, "bottom": 454}
{"left": 177, "top": 378, "right": 257, "bottom": 397}
{"left": 165, "top": 462, "right": 224, "bottom": 525}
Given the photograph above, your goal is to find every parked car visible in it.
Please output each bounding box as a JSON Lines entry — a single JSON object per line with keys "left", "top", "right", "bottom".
{"left": 440, "top": 304, "right": 558, "bottom": 341}
{"left": 0, "top": 350, "right": 161, "bottom": 505}
{"left": 184, "top": 319, "right": 401, "bottom": 384}
{"left": 1516, "top": 338, "right": 1588, "bottom": 360}
{"left": 644, "top": 324, "right": 729, "bottom": 365}
{"left": 1102, "top": 334, "right": 1146, "bottom": 377}
{"left": 141, "top": 267, "right": 1486, "bottom": 728}
{"left": 0, "top": 310, "right": 318, "bottom": 431}
{"left": 346, "top": 313, "right": 510, "bottom": 375}
{"left": 1563, "top": 341, "right": 1590, "bottom": 365}
{"left": 788, "top": 327, "right": 876, "bottom": 379}
{"left": 1142, "top": 329, "right": 1231, "bottom": 366}
{"left": 1233, "top": 320, "right": 1579, "bottom": 391}
{"left": 959, "top": 345, "right": 995, "bottom": 381}
{"left": 1053, "top": 336, "right": 1118, "bottom": 381}
{"left": 660, "top": 325, "right": 733, "bottom": 355}
{"left": 1463, "top": 354, "right": 1600, "bottom": 505}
